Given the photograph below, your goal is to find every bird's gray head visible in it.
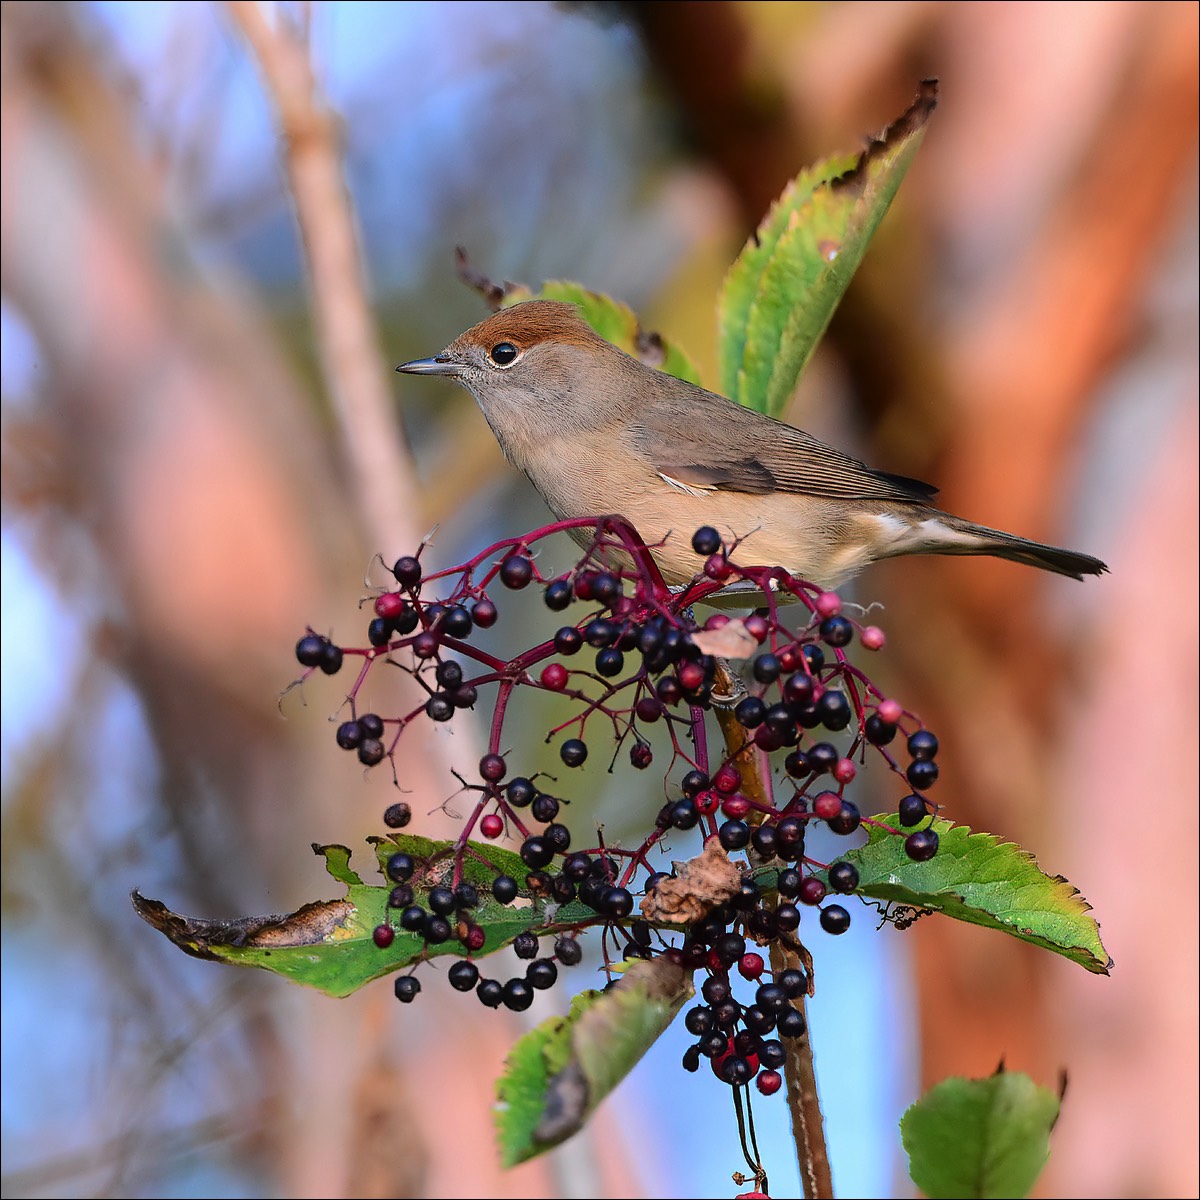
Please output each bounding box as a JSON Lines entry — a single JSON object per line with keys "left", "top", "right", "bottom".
{"left": 397, "top": 300, "right": 630, "bottom": 450}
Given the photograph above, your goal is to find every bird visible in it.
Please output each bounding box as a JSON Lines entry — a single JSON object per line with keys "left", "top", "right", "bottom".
{"left": 397, "top": 300, "right": 1107, "bottom": 590}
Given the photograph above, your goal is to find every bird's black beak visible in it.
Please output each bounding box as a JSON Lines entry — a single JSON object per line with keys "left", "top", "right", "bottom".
{"left": 396, "top": 355, "right": 462, "bottom": 376}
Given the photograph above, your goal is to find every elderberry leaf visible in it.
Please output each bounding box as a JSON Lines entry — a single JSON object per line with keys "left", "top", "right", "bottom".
{"left": 499, "top": 279, "right": 704, "bottom": 387}
{"left": 718, "top": 81, "right": 937, "bottom": 415}
{"left": 900, "top": 1068, "right": 1061, "bottom": 1198}
{"left": 495, "top": 957, "right": 694, "bottom": 1166}
{"left": 829, "top": 816, "right": 1111, "bottom": 974}
{"left": 132, "top": 839, "right": 596, "bottom": 998}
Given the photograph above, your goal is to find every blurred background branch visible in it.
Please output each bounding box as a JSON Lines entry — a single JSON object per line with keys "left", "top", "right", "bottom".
{"left": 2, "top": 3, "right": 1196, "bottom": 1198}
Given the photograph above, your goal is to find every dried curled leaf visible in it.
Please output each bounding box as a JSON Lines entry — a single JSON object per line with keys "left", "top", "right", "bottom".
{"left": 640, "top": 838, "right": 743, "bottom": 925}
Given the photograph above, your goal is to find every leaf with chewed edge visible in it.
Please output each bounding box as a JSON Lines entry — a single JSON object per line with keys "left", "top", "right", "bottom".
{"left": 133, "top": 837, "right": 597, "bottom": 998}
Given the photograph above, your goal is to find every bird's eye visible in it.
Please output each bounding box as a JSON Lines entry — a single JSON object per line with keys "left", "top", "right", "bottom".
{"left": 489, "top": 342, "right": 519, "bottom": 367}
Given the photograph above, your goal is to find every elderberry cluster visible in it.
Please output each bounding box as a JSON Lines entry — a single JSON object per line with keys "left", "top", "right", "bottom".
{"left": 292, "top": 516, "right": 942, "bottom": 1078}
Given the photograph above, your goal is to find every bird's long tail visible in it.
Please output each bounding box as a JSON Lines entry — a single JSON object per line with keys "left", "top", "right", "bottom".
{"left": 885, "top": 512, "right": 1108, "bottom": 580}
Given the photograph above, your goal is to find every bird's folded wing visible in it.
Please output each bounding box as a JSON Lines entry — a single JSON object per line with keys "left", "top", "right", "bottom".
{"left": 627, "top": 406, "right": 938, "bottom": 505}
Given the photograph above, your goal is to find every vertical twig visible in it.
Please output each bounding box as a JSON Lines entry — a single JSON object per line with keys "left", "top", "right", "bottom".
{"left": 712, "top": 664, "right": 834, "bottom": 1199}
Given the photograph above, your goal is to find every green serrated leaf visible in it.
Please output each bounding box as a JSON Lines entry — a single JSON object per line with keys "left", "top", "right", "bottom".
{"left": 132, "top": 839, "right": 599, "bottom": 998}
{"left": 501, "top": 279, "right": 704, "bottom": 386}
{"left": 901, "top": 1070, "right": 1061, "bottom": 1198}
{"left": 495, "top": 958, "right": 694, "bottom": 1166}
{"left": 718, "top": 80, "right": 937, "bottom": 414}
{"left": 835, "top": 816, "right": 1111, "bottom": 974}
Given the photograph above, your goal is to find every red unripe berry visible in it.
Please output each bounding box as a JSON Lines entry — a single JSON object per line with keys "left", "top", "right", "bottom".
{"left": 756, "top": 1070, "right": 783, "bottom": 1096}
{"left": 635, "top": 697, "right": 662, "bottom": 723}
{"left": 738, "top": 952, "right": 765, "bottom": 980}
{"left": 722, "top": 794, "right": 751, "bottom": 820}
{"left": 704, "top": 553, "right": 732, "bottom": 581}
{"left": 833, "top": 758, "right": 857, "bottom": 784}
{"left": 479, "top": 814, "right": 503, "bottom": 839}
{"left": 744, "top": 613, "right": 769, "bottom": 642}
{"left": 878, "top": 698, "right": 903, "bottom": 724}
{"left": 540, "top": 663, "right": 569, "bottom": 691}
{"left": 815, "top": 591, "right": 841, "bottom": 618}
{"left": 707, "top": 949, "right": 724, "bottom": 972}
{"left": 813, "top": 791, "right": 842, "bottom": 820}
{"left": 778, "top": 646, "right": 799, "bottom": 671}
{"left": 695, "top": 790, "right": 720, "bottom": 815}
{"left": 799, "top": 877, "right": 827, "bottom": 906}
{"left": 630, "top": 743, "right": 653, "bottom": 769}
{"left": 480, "top": 753, "right": 506, "bottom": 783}
{"left": 372, "top": 924, "right": 395, "bottom": 948}
{"left": 375, "top": 592, "right": 406, "bottom": 620}
{"left": 471, "top": 597, "right": 498, "bottom": 628}
{"left": 714, "top": 764, "right": 741, "bottom": 794}
{"left": 678, "top": 661, "right": 706, "bottom": 691}
{"left": 704, "top": 613, "right": 731, "bottom": 631}
{"left": 463, "top": 925, "right": 486, "bottom": 951}
{"left": 861, "top": 625, "right": 886, "bottom": 650}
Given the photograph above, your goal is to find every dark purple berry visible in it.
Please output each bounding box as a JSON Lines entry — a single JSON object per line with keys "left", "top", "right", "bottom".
{"left": 734, "top": 696, "right": 767, "bottom": 728}
{"left": 471, "top": 597, "right": 498, "bottom": 628}
{"left": 778, "top": 969, "right": 806, "bottom": 998}
{"left": 778, "top": 1008, "right": 807, "bottom": 1038}
{"left": 799, "top": 877, "right": 826, "bottom": 906}
{"left": 506, "top": 777, "right": 536, "bottom": 807}
{"left": 685, "top": 1006, "right": 715, "bottom": 1036}
{"left": 367, "top": 617, "right": 393, "bottom": 647}
{"left": 555, "top": 935, "right": 583, "bottom": 966}
{"left": 760, "top": 1040, "right": 786, "bottom": 1069}
{"left": 776, "top": 903, "right": 801, "bottom": 932}
{"left": 423, "top": 914, "right": 452, "bottom": 943}
{"left": 520, "top": 837, "right": 554, "bottom": 870}
{"left": 560, "top": 738, "right": 588, "bottom": 768}
{"left": 751, "top": 824, "right": 779, "bottom": 859}
{"left": 819, "top": 615, "right": 854, "bottom": 647}
{"left": 499, "top": 553, "right": 533, "bottom": 589}
{"left": 399, "top": 905, "right": 426, "bottom": 931}
{"left": 442, "top": 605, "right": 472, "bottom": 638}
{"left": 630, "top": 743, "right": 653, "bottom": 769}
{"left": 503, "top": 978, "right": 534, "bottom": 1011}
{"left": 296, "top": 634, "right": 326, "bottom": 667}
{"left": 392, "top": 556, "right": 422, "bottom": 587}
{"left": 387, "top": 884, "right": 414, "bottom": 909}
{"left": 906, "top": 759, "right": 940, "bottom": 789}
{"left": 318, "top": 642, "right": 344, "bottom": 675}
{"left": 907, "top": 729, "right": 939, "bottom": 760}
{"left": 526, "top": 958, "right": 558, "bottom": 990}
{"left": 595, "top": 647, "right": 624, "bottom": 676}
{"left": 865, "top": 713, "right": 898, "bottom": 745}
{"left": 492, "top": 875, "right": 518, "bottom": 904}
{"left": 477, "top": 978, "right": 503, "bottom": 1007}
{"left": 603, "top": 887, "right": 634, "bottom": 919}
{"left": 544, "top": 579, "right": 573, "bottom": 610}
{"left": 817, "top": 690, "right": 851, "bottom": 730}
{"left": 898, "top": 794, "right": 929, "bottom": 827}
{"left": 386, "top": 853, "right": 415, "bottom": 882}
{"left": 479, "top": 753, "right": 506, "bottom": 783}
{"left": 718, "top": 820, "right": 751, "bottom": 851}
{"left": 905, "top": 829, "right": 939, "bottom": 861}
{"left": 554, "top": 626, "right": 582, "bottom": 656}
{"left": 448, "top": 961, "right": 479, "bottom": 991}
{"left": 828, "top": 801, "right": 862, "bottom": 836}
{"left": 436, "top": 660, "right": 464, "bottom": 690}
{"left": 544, "top": 822, "right": 571, "bottom": 853}
{"left": 336, "top": 720, "right": 364, "bottom": 750}
{"left": 753, "top": 653, "right": 782, "bottom": 684}
{"left": 820, "top": 905, "right": 851, "bottom": 935}
{"left": 691, "top": 526, "right": 721, "bottom": 556}
{"left": 777, "top": 867, "right": 802, "bottom": 899}
{"left": 393, "top": 975, "right": 420, "bottom": 1003}
{"left": 828, "top": 862, "right": 859, "bottom": 893}
{"left": 427, "top": 886, "right": 455, "bottom": 915}
{"left": 383, "top": 802, "right": 412, "bottom": 829}
{"left": 530, "top": 792, "right": 560, "bottom": 822}
{"left": 453, "top": 882, "right": 479, "bottom": 910}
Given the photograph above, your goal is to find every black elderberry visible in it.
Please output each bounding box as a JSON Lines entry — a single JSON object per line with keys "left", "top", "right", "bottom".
{"left": 760, "top": 1040, "right": 786, "bottom": 1069}
{"left": 319, "top": 642, "right": 344, "bottom": 675}
{"left": 778, "top": 968, "right": 807, "bottom": 998}
{"left": 336, "top": 720, "right": 364, "bottom": 750}
{"left": 503, "top": 978, "right": 534, "bottom": 1011}
{"left": 718, "top": 820, "right": 751, "bottom": 851}
{"left": 764, "top": 704, "right": 795, "bottom": 737}
{"left": 721, "top": 1056, "right": 753, "bottom": 1086}
{"left": 585, "top": 619, "right": 617, "bottom": 648}
{"left": 714, "top": 932, "right": 747, "bottom": 966}
{"left": 865, "top": 713, "right": 898, "bottom": 746}
{"left": 682, "top": 1045, "right": 702, "bottom": 1073}
{"left": 499, "top": 553, "right": 533, "bottom": 589}
{"left": 562, "top": 852, "right": 592, "bottom": 881}
{"left": 820, "top": 905, "right": 851, "bottom": 935}
{"left": 477, "top": 978, "right": 503, "bottom": 1008}
{"left": 448, "top": 961, "right": 479, "bottom": 991}
{"left": 906, "top": 759, "right": 940, "bottom": 789}
{"left": 748, "top": 908, "right": 778, "bottom": 938}
{"left": 699, "top": 1031, "right": 728, "bottom": 1058}
{"left": 367, "top": 617, "right": 393, "bottom": 647}
{"left": 665, "top": 800, "right": 697, "bottom": 832}
{"left": 554, "top": 626, "right": 583, "bottom": 655}
{"left": 399, "top": 905, "right": 426, "bottom": 931}
{"left": 806, "top": 742, "right": 839, "bottom": 774}
{"left": 732, "top": 879, "right": 761, "bottom": 913}
{"left": 603, "top": 886, "right": 634, "bottom": 919}
{"left": 451, "top": 685, "right": 477, "bottom": 708}
{"left": 905, "top": 829, "right": 939, "bottom": 861}
{"left": 425, "top": 693, "right": 454, "bottom": 722}
{"left": 734, "top": 1030, "right": 762, "bottom": 1059}
{"left": 295, "top": 634, "right": 326, "bottom": 667}
{"left": 817, "top": 690, "right": 851, "bottom": 730}
{"left": 681, "top": 770, "right": 710, "bottom": 797}
{"left": 776, "top": 902, "right": 802, "bottom": 933}
{"left": 392, "top": 555, "right": 422, "bottom": 587}
{"left": 802, "top": 644, "right": 825, "bottom": 672}
{"left": 383, "top": 801, "right": 412, "bottom": 829}
{"left": 386, "top": 853, "right": 415, "bottom": 882}
{"left": 743, "top": 1005, "right": 776, "bottom": 1035}
{"left": 470, "top": 597, "right": 497, "bottom": 628}
{"left": 592, "top": 573, "right": 621, "bottom": 604}
{"left": 898, "top": 794, "right": 929, "bottom": 827}
{"left": 701, "top": 976, "right": 731, "bottom": 1005}
{"left": 526, "top": 958, "right": 558, "bottom": 990}
{"left": 506, "top": 777, "right": 537, "bottom": 807}
{"left": 907, "top": 729, "right": 939, "bottom": 760}
{"left": 453, "top": 882, "right": 479, "bottom": 910}
{"left": 735, "top": 696, "right": 767, "bottom": 728}
{"left": 828, "top": 801, "right": 862, "bottom": 836}
{"left": 394, "top": 605, "right": 420, "bottom": 635}
{"left": 435, "top": 660, "right": 464, "bottom": 690}
{"left": 713, "top": 1000, "right": 742, "bottom": 1029}
{"left": 442, "top": 606, "right": 472, "bottom": 638}
{"left": 828, "top": 862, "right": 859, "bottom": 893}
{"left": 530, "top": 793, "right": 560, "bottom": 823}
{"left": 751, "top": 824, "right": 779, "bottom": 859}
{"left": 753, "top": 653, "right": 782, "bottom": 684}
{"left": 691, "top": 526, "right": 721, "bottom": 555}
{"left": 778, "top": 1008, "right": 807, "bottom": 1038}
{"left": 520, "top": 836, "right": 554, "bottom": 870}
{"left": 560, "top": 738, "right": 588, "bottom": 768}
{"left": 550, "top": 875, "right": 576, "bottom": 903}
{"left": 387, "top": 884, "right": 414, "bottom": 909}
{"left": 393, "top": 976, "right": 421, "bottom": 1003}
{"left": 357, "top": 739, "right": 385, "bottom": 767}
{"left": 427, "top": 886, "right": 455, "bottom": 916}
{"left": 819, "top": 615, "right": 854, "bottom": 647}
{"left": 755, "top": 983, "right": 788, "bottom": 1014}
{"left": 776, "top": 867, "right": 802, "bottom": 899}
{"left": 544, "top": 579, "right": 573, "bottom": 610}
{"left": 491, "top": 875, "right": 518, "bottom": 904}
{"left": 423, "top": 914, "right": 451, "bottom": 943}
{"left": 784, "top": 750, "right": 811, "bottom": 780}
{"left": 595, "top": 647, "right": 624, "bottom": 677}
{"left": 554, "top": 935, "right": 583, "bottom": 966}
{"left": 544, "top": 823, "right": 571, "bottom": 853}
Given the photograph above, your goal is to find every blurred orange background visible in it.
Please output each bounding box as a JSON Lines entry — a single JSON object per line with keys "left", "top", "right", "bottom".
{"left": 2, "top": 3, "right": 1196, "bottom": 1197}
